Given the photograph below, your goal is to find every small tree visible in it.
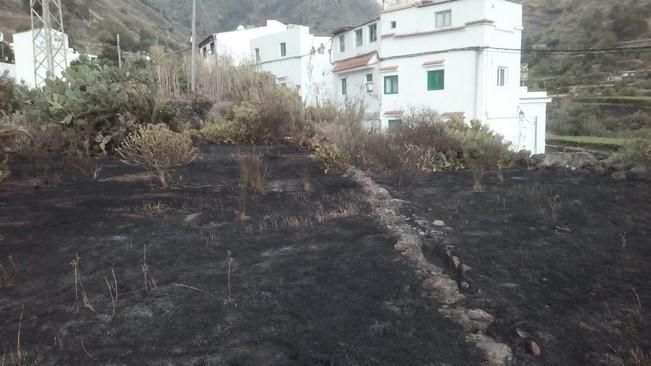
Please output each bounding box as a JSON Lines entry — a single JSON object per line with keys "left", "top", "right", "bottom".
{"left": 116, "top": 125, "right": 198, "bottom": 187}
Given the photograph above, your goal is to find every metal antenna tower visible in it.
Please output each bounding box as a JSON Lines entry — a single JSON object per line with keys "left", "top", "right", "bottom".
{"left": 30, "top": 0, "right": 67, "bottom": 87}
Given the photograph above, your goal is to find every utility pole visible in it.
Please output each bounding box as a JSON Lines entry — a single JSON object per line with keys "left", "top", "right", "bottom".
{"left": 116, "top": 33, "right": 122, "bottom": 69}
{"left": 30, "top": 0, "right": 67, "bottom": 87}
{"left": 191, "top": 0, "right": 197, "bottom": 95}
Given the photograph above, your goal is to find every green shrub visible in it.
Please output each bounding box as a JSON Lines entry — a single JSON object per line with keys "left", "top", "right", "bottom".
{"left": 447, "top": 120, "right": 511, "bottom": 191}
{"left": 227, "top": 84, "right": 305, "bottom": 144}
{"left": 354, "top": 109, "right": 510, "bottom": 189}
{"left": 314, "top": 144, "right": 350, "bottom": 174}
{"left": 17, "top": 62, "right": 158, "bottom": 161}
{"left": 612, "top": 129, "right": 651, "bottom": 167}
{"left": 200, "top": 118, "right": 240, "bottom": 144}
{"left": 0, "top": 71, "right": 21, "bottom": 115}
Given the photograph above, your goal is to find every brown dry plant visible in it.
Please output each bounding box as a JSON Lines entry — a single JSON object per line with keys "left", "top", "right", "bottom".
{"left": 116, "top": 125, "right": 198, "bottom": 188}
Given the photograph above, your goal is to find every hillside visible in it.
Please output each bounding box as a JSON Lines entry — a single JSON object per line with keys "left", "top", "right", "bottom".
{"left": 522, "top": 0, "right": 651, "bottom": 92}
{"left": 144, "top": 0, "right": 380, "bottom": 36}
{"left": 0, "top": 0, "right": 189, "bottom": 54}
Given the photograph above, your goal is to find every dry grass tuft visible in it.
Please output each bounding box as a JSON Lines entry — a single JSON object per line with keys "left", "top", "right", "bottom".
{"left": 629, "top": 347, "right": 651, "bottom": 366}
{"left": 238, "top": 152, "right": 269, "bottom": 194}
{"left": 0, "top": 256, "right": 17, "bottom": 289}
{"left": 70, "top": 254, "right": 95, "bottom": 313}
{"left": 139, "top": 201, "right": 170, "bottom": 216}
{"left": 315, "top": 204, "right": 360, "bottom": 223}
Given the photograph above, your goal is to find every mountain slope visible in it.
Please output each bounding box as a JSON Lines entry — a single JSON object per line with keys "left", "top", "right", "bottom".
{"left": 144, "top": 0, "right": 380, "bottom": 36}
{"left": 0, "top": 0, "right": 189, "bottom": 53}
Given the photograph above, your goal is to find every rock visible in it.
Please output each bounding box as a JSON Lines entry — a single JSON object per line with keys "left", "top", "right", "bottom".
{"left": 586, "top": 162, "right": 607, "bottom": 176}
{"left": 440, "top": 307, "right": 495, "bottom": 332}
{"left": 610, "top": 162, "right": 632, "bottom": 172}
{"left": 539, "top": 152, "right": 598, "bottom": 170}
{"left": 628, "top": 165, "right": 649, "bottom": 180}
{"left": 528, "top": 341, "right": 542, "bottom": 356}
{"left": 458, "top": 264, "right": 472, "bottom": 274}
{"left": 422, "top": 277, "right": 465, "bottom": 305}
{"left": 184, "top": 212, "right": 202, "bottom": 224}
{"left": 433, "top": 220, "right": 446, "bottom": 227}
{"left": 611, "top": 171, "right": 628, "bottom": 181}
{"left": 450, "top": 256, "right": 461, "bottom": 270}
{"left": 515, "top": 328, "right": 530, "bottom": 339}
{"left": 473, "top": 335, "right": 513, "bottom": 366}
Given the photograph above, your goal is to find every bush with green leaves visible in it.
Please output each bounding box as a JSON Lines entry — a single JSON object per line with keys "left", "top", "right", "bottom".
{"left": 0, "top": 71, "right": 22, "bottom": 116}
{"left": 314, "top": 144, "right": 351, "bottom": 174}
{"left": 200, "top": 118, "right": 240, "bottom": 144}
{"left": 611, "top": 129, "right": 651, "bottom": 167}
{"left": 14, "top": 62, "right": 161, "bottom": 171}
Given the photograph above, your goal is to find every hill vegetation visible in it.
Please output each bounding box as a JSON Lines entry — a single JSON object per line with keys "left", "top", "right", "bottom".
{"left": 143, "top": 0, "right": 380, "bottom": 36}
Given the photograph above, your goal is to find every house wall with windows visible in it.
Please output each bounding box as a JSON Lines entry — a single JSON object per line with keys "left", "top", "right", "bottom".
{"left": 330, "top": 0, "right": 550, "bottom": 153}
{"left": 198, "top": 20, "right": 286, "bottom": 63}
{"left": 250, "top": 25, "right": 332, "bottom": 104}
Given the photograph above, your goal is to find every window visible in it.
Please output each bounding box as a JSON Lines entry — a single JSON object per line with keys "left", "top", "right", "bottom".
{"left": 255, "top": 48, "right": 260, "bottom": 62}
{"left": 391, "top": 21, "right": 397, "bottom": 29}
{"left": 369, "top": 23, "right": 377, "bottom": 43}
{"left": 366, "top": 74, "right": 374, "bottom": 93}
{"left": 388, "top": 119, "right": 402, "bottom": 128}
{"left": 210, "top": 42, "right": 215, "bottom": 54}
{"left": 202, "top": 47, "right": 207, "bottom": 57}
{"left": 435, "top": 10, "right": 452, "bottom": 28}
{"left": 366, "top": 74, "right": 373, "bottom": 82}
{"left": 384, "top": 75, "right": 399, "bottom": 94}
{"left": 427, "top": 70, "right": 445, "bottom": 90}
{"left": 497, "top": 66, "right": 508, "bottom": 86}
{"left": 341, "top": 78, "right": 347, "bottom": 96}
{"left": 280, "top": 42, "right": 287, "bottom": 57}
{"left": 355, "top": 29, "right": 363, "bottom": 47}
{"left": 339, "top": 35, "right": 346, "bottom": 52}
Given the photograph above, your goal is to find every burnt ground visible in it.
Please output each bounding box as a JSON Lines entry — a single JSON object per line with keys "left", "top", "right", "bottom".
{"left": 380, "top": 169, "right": 651, "bottom": 366}
{"left": 0, "top": 145, "right": 481, "bottom": 366}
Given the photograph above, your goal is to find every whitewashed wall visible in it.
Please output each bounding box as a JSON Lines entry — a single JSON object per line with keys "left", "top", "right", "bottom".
{"left": 0, "top": 62, "right": 16, "bottom": 79}
{"left": 13, "top": 29, "right": 70, "bottom": 88}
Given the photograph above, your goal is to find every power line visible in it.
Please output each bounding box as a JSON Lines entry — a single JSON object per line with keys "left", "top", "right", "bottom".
{"left": 492, "top": 45, "right": 651, "bottom": 54}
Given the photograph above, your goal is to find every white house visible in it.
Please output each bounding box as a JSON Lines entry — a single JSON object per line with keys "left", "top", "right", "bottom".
{"left": 200, "top": 21, "right": 332, "bottom": 104}
{"left": 250, "top": 25, "right": 332, "bottom": 104}
{"left": 13, "top": 28, "right": 79, "bottom": 89}
{"left": 198, "top": 20, "right": 287, "bottom": 63}
{"left": 331, "top": 0, "right": 551, "bottom": 154}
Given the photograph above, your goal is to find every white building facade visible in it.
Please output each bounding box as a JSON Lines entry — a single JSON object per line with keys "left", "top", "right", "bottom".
{"left": 200, "top": 21, "right": 332, "bottom": 105}
{"left": 12, "top": 28, "right": 80, "bottom": 89}
{"left": 199, "top": 20, "right": 287, "bottom": 63}
{"left": 331, "top": 0, "right": 550, "bottom": 154}
{"left": 250, "top": 25, "right": 332, "bottom": 105}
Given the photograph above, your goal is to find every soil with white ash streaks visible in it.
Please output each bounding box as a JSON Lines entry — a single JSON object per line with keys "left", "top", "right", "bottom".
{"left": 0, "top": 145, "right": 482, "bottom": 365}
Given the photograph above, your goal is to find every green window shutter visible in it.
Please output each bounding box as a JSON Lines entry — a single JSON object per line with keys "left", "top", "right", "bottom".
{"left": 384, "top": 75, "right": 398, "bottom": 94}
{"left": 427, "top": 70, "right": 444, "bottom": 91}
